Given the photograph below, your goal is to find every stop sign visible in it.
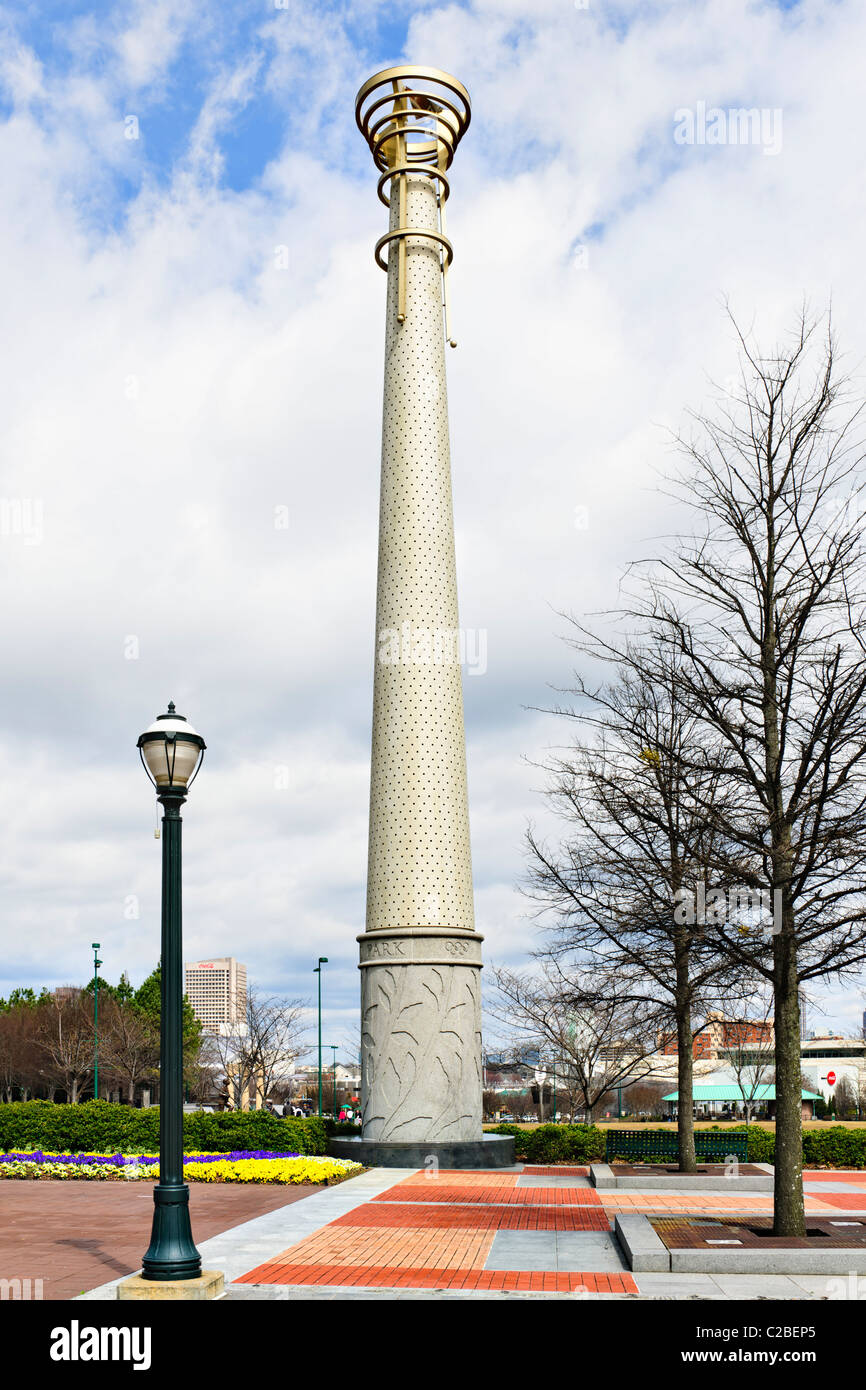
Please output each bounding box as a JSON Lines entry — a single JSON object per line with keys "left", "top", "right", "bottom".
{"left": 827, "top": 1071, "right": 836, "bottom": 1087}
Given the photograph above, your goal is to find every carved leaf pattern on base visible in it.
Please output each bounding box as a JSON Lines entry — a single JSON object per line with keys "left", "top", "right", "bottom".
{"left": 361, "top": 965, "right": 482, "bottom": 1141}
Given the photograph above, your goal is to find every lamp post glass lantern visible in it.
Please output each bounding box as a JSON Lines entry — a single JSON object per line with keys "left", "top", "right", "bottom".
{"left": 136, "top": 702, "right": 206, "bottom": 1282}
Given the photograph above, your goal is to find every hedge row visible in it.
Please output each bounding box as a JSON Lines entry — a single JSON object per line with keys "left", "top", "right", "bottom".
{"left": 695, "top": 1124, "right": 866, "bottom": 1167}
{"left": 485, "top": 1124, "right": 606, "bottom": 1163}
{"left": 0, "top": 1101, "right": 328, "bottom": 1156}
{"left": 484, "top": 1122, "right": 866, "bottom": 1168}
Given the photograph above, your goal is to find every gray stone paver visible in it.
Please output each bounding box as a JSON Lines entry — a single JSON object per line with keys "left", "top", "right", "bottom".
{"left": 516, "top": 1175, "right": 592, "bottom": 1188}
{"left": 804, "top": 1181, "right": 866, "bottom": 1193}
{"left": 710, "top": 1273, "right": 808, "bottom": 1298}
{"left": 555, "top": 1232, "right": 628, "bottom": 1272}
{"left": 485, "top": 1230, "right": 627, "bottom": 1273}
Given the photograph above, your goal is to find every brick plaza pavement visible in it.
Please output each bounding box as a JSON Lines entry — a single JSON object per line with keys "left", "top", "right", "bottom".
{"left": 0, "top": 1179, "right": 315, "bottom": 1299}
{"left": 69, "top": 1163, "right": 866, "bottom": 1301}
{"left": 228, "top": 1165, "right": 866, "bottom": 1298}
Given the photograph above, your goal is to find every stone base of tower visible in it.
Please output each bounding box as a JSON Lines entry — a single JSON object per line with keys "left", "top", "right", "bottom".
{"left": 328, "top": 1134, "right": 515, "bottom": 1170}
{"left": 357, "top": 929, "right": 485, "bottom": 1146}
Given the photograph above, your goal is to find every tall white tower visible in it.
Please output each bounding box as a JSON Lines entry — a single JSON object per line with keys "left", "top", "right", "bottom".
{"left": 341, "top": 67, "right": 510, "bottom": 1167}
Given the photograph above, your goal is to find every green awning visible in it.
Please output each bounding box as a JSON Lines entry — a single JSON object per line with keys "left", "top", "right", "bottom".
{"left": 661, "top": 1085, "right": 822, "bottom": 1102}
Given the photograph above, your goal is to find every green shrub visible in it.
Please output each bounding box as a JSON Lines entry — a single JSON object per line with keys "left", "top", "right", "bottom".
{"left": 484, "top": 1123, "right": 605, "bottom": 1163}
{"left": 802, "top": 1124, "right": 866, "bottom": 1169}
{"left": 717, "top": 1124, "right": 775, "bottom": 1163}
{"left": 0, "top": 1100, "right": 327, "bottom": 1156}
{"left": 484, "top": 1123, "right": 530, "bottom": 1159}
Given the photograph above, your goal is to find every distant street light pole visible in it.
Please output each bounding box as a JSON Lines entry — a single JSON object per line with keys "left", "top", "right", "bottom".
{"left": 137, "top": 701, "right": 206, "bottom": 1282}
{"left": 329, "top": 1045, "right": 338, "bottom": 1121}
{"left": 552, "top": 1060, "right": 556, "bottom": 1123}
{"left": 314, "top": 958, "right": 328, "bottom": 1117}
{"left": 534, "top": 1067, "right": 548, "bottom": 1125}
{"left": 91, "top": 943, "right": 102, "bottom": 1100}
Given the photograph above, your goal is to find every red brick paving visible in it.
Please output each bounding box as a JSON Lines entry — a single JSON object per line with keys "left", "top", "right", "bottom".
{"left": 235, "top": 1263, "right": 635, "bottom": 1293}
{"left": 804, "top": 1171, "right": 866, "bottom": 1183}
{"left": 237, "top": 1168, "right": 623, "bottom": 1294}
{"left": 329, "top": 1202, "right": 609, "bottom": 1231}
{"left": 372, "top": 1184, "right": 603, "bottom": 1205}
{"left": 806, "top": 1191, "right": 866, "bottom": 1210}
{"left": 0, "top": 1179, "right": 318, "bottom": 1300}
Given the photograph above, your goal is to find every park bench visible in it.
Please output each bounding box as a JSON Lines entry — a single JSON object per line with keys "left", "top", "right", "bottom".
{"left": 604, "top": 1129, "right": 749, "bottom": 1164}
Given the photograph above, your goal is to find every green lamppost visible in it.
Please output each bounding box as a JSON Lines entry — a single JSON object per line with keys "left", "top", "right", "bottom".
{"left": 137, "top": 702, "right": 206, "bottom": 1282}
{"left": 314, "top": 957, "right": 328, "bottom": 1117}
{"left": 329, "top": 1045, "right": 338, "bottom": 1121}
{"left": 91, "top": 943, "right": 102, "bottom": 1100}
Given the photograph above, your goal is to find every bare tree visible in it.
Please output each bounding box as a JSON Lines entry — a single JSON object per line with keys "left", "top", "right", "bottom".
{"left": 832, "top": 1075, "right": 859, "bottom": 1119}
{"left": 525, "top": 647, "right": 747, "bottom": 1170}
{"left": 482, "top": 1089, "right": 501, "bottom": 1120}
{"left": 622, "top": 1080, "right": 669, "bottom": 1119}
{"left": 35, "top": 992, "right": 94, "bottom": 1104}
{"left": 98, "top": 997, "right": 159, "bottom": 1105}
{"left": 488, "top": 963, "right": 659, "bottom": 1122}
{"left": 211, "top": 987, "right": 309, "bottom": 1111}
{"left": 630, "top": 307, "right": 866, "bottom": 1233}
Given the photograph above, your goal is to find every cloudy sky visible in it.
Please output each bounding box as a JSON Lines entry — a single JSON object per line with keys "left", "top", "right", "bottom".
{"left": 1, "top": 0, "right": 865, "bottom": 1054}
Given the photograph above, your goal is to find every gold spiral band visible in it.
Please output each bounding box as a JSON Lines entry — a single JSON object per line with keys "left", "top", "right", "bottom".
{"left": 377, "top": 163, "right": 450, "bottom": 208}
{"left": 374, "top": 226, "right": 454, "bottom": 274}
{"left": 355, "top": 65, "right": 471, "bottom": 170}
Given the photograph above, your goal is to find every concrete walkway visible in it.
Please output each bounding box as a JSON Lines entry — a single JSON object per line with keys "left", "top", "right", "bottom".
{"left": 79, "top": 1164, "right": 866, "bottom": 1301}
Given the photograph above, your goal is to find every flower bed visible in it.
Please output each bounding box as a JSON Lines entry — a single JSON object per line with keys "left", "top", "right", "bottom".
{"left": 0, "top": 1149, "right": 362, "bottom": 1185}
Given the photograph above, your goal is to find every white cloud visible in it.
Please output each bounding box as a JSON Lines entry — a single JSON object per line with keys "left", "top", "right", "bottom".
{"left": 1, "top": 0, "right": 865, "bottom": 1039}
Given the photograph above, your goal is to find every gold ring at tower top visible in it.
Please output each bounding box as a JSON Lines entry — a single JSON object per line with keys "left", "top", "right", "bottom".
{"left": 355, "top": 66, "right": 471, "bottom": 174}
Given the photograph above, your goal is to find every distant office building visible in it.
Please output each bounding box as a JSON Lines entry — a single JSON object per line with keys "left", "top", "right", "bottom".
{"left": 184, "top": 957, "right": 247, "bottom": 1033}
{"left": 52, "top": 985, "right": 82, "bottom": 1003}
{"left": 799, "top": 991, "right": 808, "bottom": 1040}
{"left": 659, "top": 1011, "right": 773, "bottom": 1060}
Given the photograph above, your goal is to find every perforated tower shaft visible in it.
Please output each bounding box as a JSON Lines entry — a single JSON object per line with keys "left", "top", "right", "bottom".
{"left": 355, "top": 67, "right": 482, "bottom": 1144}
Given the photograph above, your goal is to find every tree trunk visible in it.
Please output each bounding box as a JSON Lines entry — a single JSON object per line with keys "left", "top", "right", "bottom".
{"left": 70, "top": 1079, "right": 78, "bottom": 1104}
{"left": 676, "top": 1000, "right": 697, "bottom": 1172}
{"left": 673, "top": 920, "right": 697, "bottom": 1172}
{"left": 772, "top": 923, "right": 805, "bottom": 1236}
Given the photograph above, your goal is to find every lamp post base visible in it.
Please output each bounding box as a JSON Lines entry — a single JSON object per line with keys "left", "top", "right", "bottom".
{"left": 141, "top": 1183, "right": 202, "bottom": 1281}
{"left": 118, "top": 1270, "right": 224, "bottom": 1301}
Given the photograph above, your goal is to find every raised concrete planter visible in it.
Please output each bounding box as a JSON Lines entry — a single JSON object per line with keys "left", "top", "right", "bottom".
{"left": 615, "top": 1213, "right": 866, "bottom": 1274}
{"left": 328, "top": 1133, "right": 515, "bottom": 1170}
{"left": 591, "top": 1163, "right": 773, "bottom": 1192}
{"left": 614, "top": 1214, "right": 671, "bottom": 1272}
{"left": 670, "top": 1245, "right": 866, "bottom": 1274}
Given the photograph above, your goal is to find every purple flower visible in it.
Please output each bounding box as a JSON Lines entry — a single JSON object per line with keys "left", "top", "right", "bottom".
{"left": 1, "top": 1149, "right": 301, "bottom": 1167}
